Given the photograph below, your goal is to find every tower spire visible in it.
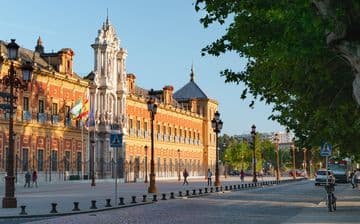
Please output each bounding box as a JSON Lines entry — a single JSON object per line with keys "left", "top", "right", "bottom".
{"left": 106, "top": 8, "right": 109, "bottom": 25}
{"left": 190, "top": 63, "right": 195, "bottom": 81}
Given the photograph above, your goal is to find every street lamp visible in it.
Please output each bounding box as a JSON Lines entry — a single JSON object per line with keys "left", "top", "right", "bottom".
{"left": 144, "top": 145, "right": 148, "bottom": 183}
{"left": 211, "top": 111, "right": 223, "bottom": 187}
{"left": 251, "top": 124, "right": 257, "bottom": 183}
{"left": 303, "top": 148, "right": 308, "bottom": 178}
{"left": 1, "top": 39, "right": 33, "bottom": 208}
{"left": 274, "top": 133, "right": 281, "bottom": 181}
{"left": 177, "top": 149, "right": 181, "bottom": 181}
{"left": 291, "top": 138, "right": 296, "bottom": 180}
{"left": 147, "top": 89, "right": 158, "bottom": 193}
{"left": 90, "top": 139, "right": 96, "bottom": 186}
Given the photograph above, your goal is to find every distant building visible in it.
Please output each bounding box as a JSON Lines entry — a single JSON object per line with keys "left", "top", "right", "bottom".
{"left": 0, "top": 17, "right": 219, "bottom": 182}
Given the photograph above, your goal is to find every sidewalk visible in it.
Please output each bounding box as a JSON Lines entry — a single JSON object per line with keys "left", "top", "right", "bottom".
{"left": 0, "top": 176, "right": 287, "bottom": 218}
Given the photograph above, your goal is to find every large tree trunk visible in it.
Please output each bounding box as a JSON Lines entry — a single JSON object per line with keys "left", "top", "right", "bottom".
{"left": 312, "top": 0, "right": 360, "bottom": 105}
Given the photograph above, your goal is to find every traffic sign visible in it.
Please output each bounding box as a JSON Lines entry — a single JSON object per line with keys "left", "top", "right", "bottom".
{"left": 110, "top": 133, "right": 123, "bottom": 147}
{"left": 320, "top": 142, "right": 332, "bottom": 157}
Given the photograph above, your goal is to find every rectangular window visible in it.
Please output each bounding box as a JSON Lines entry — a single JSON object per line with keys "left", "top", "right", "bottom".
{"left": 136, "top": 120, "right": 140, "bottom": 130}
{"left": 23, "top": 97, "right": 29, "bottom": 111}
{"left": 168, "top": 127, "right": 172, "bottom": 136}
{"left": 37, "top": 149, "right": 44, "bottom": 171}
{"left": 76, "top": 152, "right": 82, "bottom": 173}
{"left": 157, "top": 124, "right": 160, "bottom": 133}
{"left": 65, "top": 106, "right": 70, "bottom": 118}
{"left": 65, "top": 151, "right": 71, "bottom": 171}
{"left": 52, "top": 103, "right": 58, "bottom": 115}
{"left": 175, "top": 128, "right": 177, "bottom": 136}
{"left": 22, "top": 148, "right": 29, "bottom": 171}
{"left": 129, "top": 119, "right": 133, "bottom": 129}
{"left": 51, "top": 150, "right": 58, "bottom": 171}
{"left": 144, "top": 121, "right": 148, "bottom": 131}
{"left": 163, "top": 126, "right": 166, "bottom": 135}
{"left": 38, "top": 100, "right": 44, "bottom": 113}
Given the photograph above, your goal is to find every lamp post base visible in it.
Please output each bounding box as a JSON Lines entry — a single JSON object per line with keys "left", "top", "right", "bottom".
{"left": 148, "top": 173, "right": 157, "bottom": 193}
{"left": 214, "top": 177, "right": 221, "bottom": 187}
{"left": 3, "top": 176, "right": 17, "bottom": 208}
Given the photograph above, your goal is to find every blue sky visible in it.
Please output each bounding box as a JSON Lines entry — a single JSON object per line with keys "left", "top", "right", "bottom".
{"left": 0, "top": 0, "right": 284, "bottom": 135}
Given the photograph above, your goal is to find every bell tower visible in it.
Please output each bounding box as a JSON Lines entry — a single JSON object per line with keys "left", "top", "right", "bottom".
{"left": 89, "top": 16, "right": 128, "bottom": 179}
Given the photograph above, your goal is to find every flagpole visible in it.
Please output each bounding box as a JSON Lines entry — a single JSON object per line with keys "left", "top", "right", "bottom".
{"left": 81, "top": 120, "right": 84, "bottom": 180}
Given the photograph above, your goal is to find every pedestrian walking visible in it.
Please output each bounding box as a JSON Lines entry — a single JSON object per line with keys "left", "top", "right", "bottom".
{"left": 24, "top": 171, "right": 31, "bottom": 188}
{"left": 240, "top": 169, "right": 245, "bottom": 183}
{"left": 32, "top": 170, "right": 38, "bottom": 188}
{"left": 352, "top": 169, "right": 360, "bottom": 188}
{"left": 183, "top": 168, "right": 189, "bottom": 185}
{"left": 207, "top": 169, "right": 212, "bottom": 186}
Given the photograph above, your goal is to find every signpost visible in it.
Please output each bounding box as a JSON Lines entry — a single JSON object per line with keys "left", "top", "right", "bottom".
{"left": 110, "top": 128, "right": 122, "bottom": 205}
{"left": 320, "top": 142, "right": 332, "bottom": 186}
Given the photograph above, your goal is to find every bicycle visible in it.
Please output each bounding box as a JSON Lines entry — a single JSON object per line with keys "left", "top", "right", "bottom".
{"left": 325, "top": 182, "right": 336, "bottom": 212}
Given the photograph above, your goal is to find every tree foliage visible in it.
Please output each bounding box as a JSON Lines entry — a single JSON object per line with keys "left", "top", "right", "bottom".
{"left": 195, "top": 0, "right": 360, "bottom": 152}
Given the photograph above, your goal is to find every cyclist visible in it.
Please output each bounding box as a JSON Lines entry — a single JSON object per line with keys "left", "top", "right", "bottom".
{"left": 325, "top": 171, "right": 336, "bottom": 211}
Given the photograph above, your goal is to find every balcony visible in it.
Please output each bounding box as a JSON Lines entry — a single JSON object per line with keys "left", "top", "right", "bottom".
{"left": 129, "top": 128, "right": 135, "bottom": 136}
{"left": 22, "top": 111, "right": 32, "bottom": 121}
{"left": 137, "top": 130, "right": 142, "bottom": 137}
{"left": 52, "top": 115, "right": 59, "bottom": 124}
{"left": 65, "top": 117, "right": 72, "bottom": 127}
{"left": 157, "top": 133, "right": 163, "bottom": 141}
{"left": 144, "top": 131, "right": 149, "bottom": 138}
{"left": 37, "top": 113, "right": 47, "bottom": 124}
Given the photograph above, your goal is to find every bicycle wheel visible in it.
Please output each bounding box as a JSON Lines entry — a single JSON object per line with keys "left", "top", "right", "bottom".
{"left": 327, "top": 194, "right": 333, "bottom": 212}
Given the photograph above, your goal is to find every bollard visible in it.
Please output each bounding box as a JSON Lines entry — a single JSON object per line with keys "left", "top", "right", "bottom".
{"left": 216, "top": 187, "right": 219, "bottom": 192}
{"left": 170, "top": 192, "right": 175, "bottom": 199}
{"left": 105, "top": 199, "right": 112, "bottom": 207}
{"left": 161, "top": 193, "right": 167, "bottom": 200}
{"left": 210, "top": 187, "right": 214, "bottom": 193}
{"left": 229, "top": 185, "right": 232, "bottom": 190}
{"left": 225, "top": 186, "right": 228, "bottom": 191}
{"left": 50, "top": 203, "right": 58, "bottom": 213}
{"left": 220, "top": 186, "right": 223, "bottom": 192}
{"left": 72, "top": 202, "right": 80, "bottom": 211}
{"left": 19, "top": 205, "right": 27, "bottom": 215}
{"left": 118, "top": 197, "right": 125, "bottom": 205}
{"left": 186, "top": 190, "right": 190, "bottom": 196}
{"left": 192, "top": 189, "right": 196, "bottom": 195}
{"left": 90, "top": 200, "right": 97, "bottom": 209}
{"left": 205, "top": 188, "right": 208, "bottom": 193}
{"left": 178, "top": 191, "right": 183, "bottom": 197}
{"left": 238, "top": 184, "right": 241, "bottom": 189}
{"left": 199, "top": 189, "right": 202, "bottom": 194}
{"left": 234, "top": 185, "right": 237, "bottom": 190}
{"left": 142, "top": 195, "right": 147, "bottom": 202}
{"left": 152, "top": 195, "right": 158, "bottom": 202}
{"left": 131, "top": 196, "right": 137, "bottom": 203}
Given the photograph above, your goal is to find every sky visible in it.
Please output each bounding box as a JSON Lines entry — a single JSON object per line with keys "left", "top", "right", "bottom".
{"left": 0, "top": 0, "right": 284, "bottom": 135}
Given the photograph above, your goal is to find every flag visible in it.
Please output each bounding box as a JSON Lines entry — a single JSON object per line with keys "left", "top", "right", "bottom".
{"left": 85, "top": 105, "right": 95, "bottom": 129}
{"left": 70, "top": 99, "right": 83, "bottom": 119}
{"left": 78, "top": 98, "right": 90, "bottom": 120}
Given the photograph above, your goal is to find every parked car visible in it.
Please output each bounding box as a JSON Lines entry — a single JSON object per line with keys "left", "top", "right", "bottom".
{"left": 315, "top": 169, "right": 335, "bottom": 186}
{"left": 289, "top": 169, "right": 305, "bottom": 177}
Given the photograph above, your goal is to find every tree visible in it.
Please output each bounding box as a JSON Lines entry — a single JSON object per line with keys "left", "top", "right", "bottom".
{"left": 195, "top": 0, "right": 360, "bottom": 152}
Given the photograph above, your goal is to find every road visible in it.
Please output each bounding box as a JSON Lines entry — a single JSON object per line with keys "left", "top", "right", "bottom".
{"left": 2, "top": 180, "right": 357, "bottom": 224}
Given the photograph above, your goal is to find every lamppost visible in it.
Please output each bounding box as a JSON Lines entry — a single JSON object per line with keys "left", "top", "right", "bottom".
{"left": 1, "top": 39, "right": 33, "bottom": 208}
{"left": 211, "top": 111, "right": 223, "bottom": 187}
{"left": 144, "top": 145, "right": 148, "bottom": 183}
{"left": 251, "top": 124, "right": 257, "bottom": 183}
{"left": 147, "top": 89, "right": 158, "bottom": 193}
{"left": 291, "top": 138, "right": 296, "bottom": 180}
{"left": 303, "top": 148, "right": 308, "bottom": 178}
{"left": 177, "top": 149, "right": 181, "bottom": 181}
{"left": 274, "top": 133, "right": 280, "bottom": 181}
{"left": 91, "top": 139, "right": 96, "bottom": 186}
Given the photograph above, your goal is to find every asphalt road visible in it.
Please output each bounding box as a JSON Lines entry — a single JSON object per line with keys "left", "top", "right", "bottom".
{"left": 2, "top": 180, "right": 346, "bottom": 224}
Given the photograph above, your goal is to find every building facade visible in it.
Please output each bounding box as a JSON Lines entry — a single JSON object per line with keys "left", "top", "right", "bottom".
{"left": 0, "top": 18, "right": 219, "bottom": 182}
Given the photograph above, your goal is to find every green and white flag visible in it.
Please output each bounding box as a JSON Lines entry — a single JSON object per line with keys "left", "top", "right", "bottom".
{"left": 70, "top": 99, "right": 83, "bottom": 119}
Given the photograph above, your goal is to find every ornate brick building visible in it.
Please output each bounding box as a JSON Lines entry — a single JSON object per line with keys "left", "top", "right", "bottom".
{"left": 0, "top": 17, "right": 219, "bottom": 182}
